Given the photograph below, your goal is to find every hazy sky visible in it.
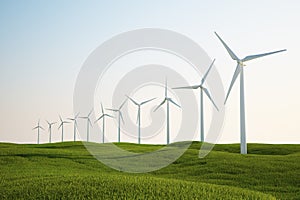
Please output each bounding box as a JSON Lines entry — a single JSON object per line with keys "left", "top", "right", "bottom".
{"left": 0, "top": 1, "right": 299, "bottom": 144}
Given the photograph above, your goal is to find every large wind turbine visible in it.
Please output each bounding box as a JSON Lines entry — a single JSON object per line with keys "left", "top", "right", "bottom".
{"left": 154, "top": 79, "right": 181, "bottom": 145}
{"left": 68, "top": 113, "right": 80, "bottom": 142}
{"left": 58, "top": 116, "right": 70, "bottom": 143}
{"left": 215, "top": 32, "right": 286, "bottom": 154}
{"left": 95, "top": 103, "right": 113, "bottom": 143}
{"left": 46, "top": 120, "right": 56, "bottom": 143}
{"left": 173, "top": 59, "right": 219, "bottom": 142}
{"left": 33, "top": 120, "right": 44, "bottom": 144}
{"left": 80, "top": 110, "right": 93, "bottom": 142}
{"left": 106, "top": 99, "right": 127, "bottom": 143}
{"left": 127, "top": 96, "right": 156, "bottom": 144}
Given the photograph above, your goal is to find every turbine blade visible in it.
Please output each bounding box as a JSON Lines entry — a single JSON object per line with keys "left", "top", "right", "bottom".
{"left": 101, "top": 103, "right": 104, "bottom": 114}
{"left": 88, "top": 109, "right": 93, "bottom": 117}
{"left": 67, "top": 118, "right": 75, "bottom": 120}
{"left": 120, "top": 112, "right": 125, "bottom": 124}
{"left": 203, "top": 87, "right": 219, "bottom": 111}
{"left": 105, "top": 114, "right": 114, "bottom": 118}
{"left": 106, "top": 108, "right": 118, "bottom": 112}
{"left": 58, "top": 123, "right": 63, "bottom": 130}
{"left": 169, "top": 98, "right": 181, "bottom": 108}
{"left": 141, "top": 97, "right": 156, "bottom": 105}
{"left": 242, "top": 49, "right": 287, "bottom": 62}
{"left": 136, "top": 107, "right": 140, "bottom": 124}
{"left": 126, "top": 95, "right": 139, "bottom": 106}
{"left": 154, "top": 99, "right": 166, "bottom": 112}
{"left": 75, "top": 112, "right": 80, "bottom": 119}
{"left": 46, "top": 120, "right": 50, "bottom": 125}
{"left": 32, "top": 126, "right": 39, "bottom": 130}
{"left": 119, "top": 99, "right": 127, "bottom": 109}
{"left": 214, "top": 32, "right": 239, "bottom": 61}
{"left": 165, "top": 78, "right": 168, "bottom": 97}
{"left": 225, "top": 64, "right": 241, "bottom": 104}
{"left": 173, "top": 85, "right": 199, "bottom": 90}
{"left": 88, "top": 119, "right": 92, "bottom": 127}
{"left": 95, "top": 115, "right": 104, "bottom": 123}
{"left": 201, "top": 59, "right": 216, "bottom": 85}
{"left": 39, "top": 126, "right": 45, "bottom": 130}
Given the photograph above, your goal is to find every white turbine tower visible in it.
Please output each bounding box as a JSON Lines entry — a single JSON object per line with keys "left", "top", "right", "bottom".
{"left": 68, "top": 113, "right": 80, "bottom": 142}
{"left": 106, "top": 99, "right": 127, "bottom": 143}
{"left": 46, "top": 120, "right": 56, "bottom": 143}
{"left": 173, "top": 59, "right": 219, "bottom": 142}
{"left": 154, "top": 79, "right": 181, "bottom": 145}
{"left": 58, "top": 115, "right": 70, "bottom": 143}
{"left": 80, "top": 110, "right": 93, "bottom": 142}
{"left": 95, "top": 103, "right": 113, "bottom": 143}
{"left": 127, "top": 96, "right": 156, "bottom": 144}
{"left": 33, "top": 120, "right": 44, "bottom": 144}
{"left": 215, "top": 32, "right": 286, "bottom": 154}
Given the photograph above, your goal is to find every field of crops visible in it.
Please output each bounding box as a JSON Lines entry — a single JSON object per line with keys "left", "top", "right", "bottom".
{"left": 0, "top": 142, "right": 299, "bottom": 199}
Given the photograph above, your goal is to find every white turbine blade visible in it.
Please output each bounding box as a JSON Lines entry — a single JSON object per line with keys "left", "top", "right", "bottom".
{"left": 126, "top": 95, "right": 139, "bottom": 106}
{"left": 203, "top": 87, "right": 219, "bottom": 111}
{"left": 201, "top": 59, "right": 216, "bottom": 85}
{"left": 67, "top": 118, "right": 75, "bottom": 121}
{"left": 119, "top": 99, "right": 127, "bottom": 109}
{"left": 32, "top": 126, "right": 39, "bottom": 130}
{"left": 88, "top": 118, "right": 92, "bottom": 127}
{"left": 225, "top": 64, "right": 241, "bottom": 104}
{"left": 39, "top": 126, "right": 45, "bottom": 130}
{"left": 169, "top": 98, "right": 181, "bottom": 108}
{"left": 136, "top": 107, "right": 140, "bottom": 124}
{"left": 242, "top": 49, "right": 287, "bottom": 62}
{"left": 173, "top": 85, "right": 199, "bottom": 90}
{"left": 95, "top": 115, "right": 104, "bottom": 123}
{"left": 154, "top": 99, "right": 166, "bottom": 112}
{"left": 88, "top": 109, "right": 93, "bottom": 117}
{"left": 165, "top": 78, "right": 168, "bottom": 97}
{"left": 120, "top": 112, "right": 125, "bottom": 124}
{"left": 101, "top": 103, "right": 104, "bottom": 114}
{"left": 58, "top": 123, "right": 63, "bottom": 130}
{"left": 141, "top": 97, "right": 156, "bottom": 105}
{"left": 75, "top": 112, "right": 80, "bottom": 119}
{"left": 105, "top": 114, "right": 114, "bottom": 118}
{"left": 106, "top": 108, "right": 118, "bottom": 112}
{"left": 51, "top": 122, "right": 57, "bottom": 125}
{"left": 215, "top": 32, "right": 239, "bottom": 61}
{"left": 46, "top": 120, "right": 50, "bottom": 125}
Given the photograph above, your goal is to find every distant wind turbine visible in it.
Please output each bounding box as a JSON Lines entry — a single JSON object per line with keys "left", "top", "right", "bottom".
{"left": 173, "top": 59, "right": 219, "bottom": 142}
{"left": 127, "top": 95, "right": 156, "bottom": 144}
{"left": 46, "top": 120, "right": 56, "bottom": 143}
{"left": 68, "top": 113, "right": 80, "bottom": 142}
{"left": 215, "top": 32, "right": 286, "bottom": 154}
{"left": 95, "top": 103, "right": 113, "bottom": 143}
{"left": 106, "top": 99, "right": 127, "bottom": 143}
{"left": 33, "top": 120, "right": 44, "bottom": 144}
{"left": 58, "top": 116, "right": 70, "bottom": 143}
{"left": 80, "top": 110, "right": 93, "bottom": 142}
{"left": 154, "top": 79, "right": 181, "bottom": 145}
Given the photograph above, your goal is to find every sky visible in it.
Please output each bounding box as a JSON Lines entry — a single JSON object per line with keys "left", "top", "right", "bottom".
{"left": 0, "top": 0, "right": 299, "bottom": 144}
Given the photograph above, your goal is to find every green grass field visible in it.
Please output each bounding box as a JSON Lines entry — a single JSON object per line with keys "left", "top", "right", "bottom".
{"left": 0, "top": 142, "right": 299, "bottom": 199}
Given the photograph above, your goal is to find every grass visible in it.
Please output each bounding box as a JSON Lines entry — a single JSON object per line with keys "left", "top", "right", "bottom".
{"left": 0, "top": 142, "right": 299, "bottom": 199}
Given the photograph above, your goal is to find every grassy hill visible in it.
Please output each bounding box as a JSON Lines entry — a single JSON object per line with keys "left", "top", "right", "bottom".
{"left": 0, "top": 142, "right": 299, "bottom": 199}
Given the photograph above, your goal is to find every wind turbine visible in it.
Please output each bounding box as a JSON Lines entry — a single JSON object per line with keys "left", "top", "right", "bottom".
{"left": 58, "top": 116, "right": 70, "bottom": 143}
{"left": 33, "top": 120, "right": 44, "bottom": 144}
{"left": 154, "top": 79, "right": 181, "bottom": 145}
{"left": 173, "top": 59, "right": 219, "bottom": 142}
{"left": 95, "top": 103, "right": 113, "bottom": 143}
{"left": 67, "top": 113, "right": 80, "bottom": 142}
{"left": 80, "top": 110, "right": 93, "bottom": 142}
{"left": 46, "top": 120, "right": 56, "bottom": 143}
{"left": 106, "top": 99, "right": 127, "bottom": 143}
{"left": 127, "top": 95, "right": 156, "bottom": 144}
{"left": 215, "top": 32, "right": 286, "bottom": 154}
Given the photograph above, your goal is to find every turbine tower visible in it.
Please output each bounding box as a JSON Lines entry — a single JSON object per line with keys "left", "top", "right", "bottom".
{"left": 33, "top": 120, "right": 44, "bottom": 144}
{"left": 215, "top": 32, "right": 286, "bottom": 154}
{"left": 80, "top": 110, "right": 93, "bottom": 142}
{"left": 58, "top": 116, "right": 70, "bottom": 143}
{"left": 46, "top": 120, "right": 56, "bottom": 143}
{"left": 68, "top": 113, "right": 80, "bottom": 142}
{"left": 173, "top": 59, "right": 219, "bottom": 142}
{"left": 106, "top": 99, "right": 127, "bottom": 143}
{"left": 127, "top": 96, "right": 156, "bottom": 144}
{"left": 154, "top": 79, "right": 181, "bottom": 145}
{"left": 95, "top": 103, "right": 113, "bottom": 143}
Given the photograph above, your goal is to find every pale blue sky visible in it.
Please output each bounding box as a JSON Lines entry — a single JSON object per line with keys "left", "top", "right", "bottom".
{"left": 0, "top": 1, "right": 299, "bottom": 143}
